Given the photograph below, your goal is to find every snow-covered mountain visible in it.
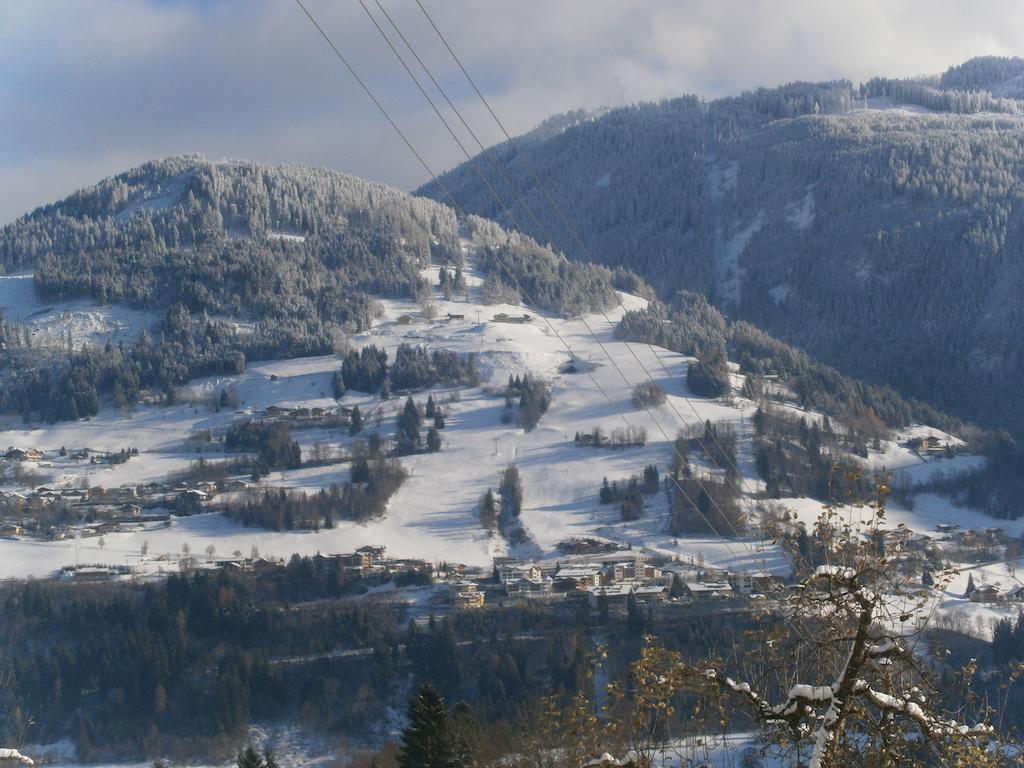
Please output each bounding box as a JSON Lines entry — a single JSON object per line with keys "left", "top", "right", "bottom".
{"left": 418, "top": 57, "right": 1024, "bottom": 446}
{"left": 0, "top": 156, "right": 1011, "bottom": 606}
{"left": 0, "top": 231, "right": 989, "bottom": 581}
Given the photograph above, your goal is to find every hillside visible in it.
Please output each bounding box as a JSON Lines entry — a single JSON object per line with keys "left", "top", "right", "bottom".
{"left": 417, "top": 56, "right": 1024, "bottom": 443}
{"left": 2, "top": 158, "right": 1023, "bottom": 761}
{"left": 0, "top": 156, "right": 1015, "bottom": 579}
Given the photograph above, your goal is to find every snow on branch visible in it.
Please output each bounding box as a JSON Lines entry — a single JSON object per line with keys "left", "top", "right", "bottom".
{"left": 0, "top": 749, "right": 34, "bottom": 767}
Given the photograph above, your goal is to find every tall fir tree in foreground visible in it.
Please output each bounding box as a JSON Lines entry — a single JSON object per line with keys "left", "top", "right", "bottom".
{"left": 398, "top": 683, "right": 463, "bottom": 768}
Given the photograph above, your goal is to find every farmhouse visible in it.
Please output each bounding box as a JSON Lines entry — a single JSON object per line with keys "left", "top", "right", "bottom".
{"left": 968, "top": 583, "right": 1001, "bottom": 603}
{"left": 906, "top": 435, "right": 945, "bottom": 454}
{"left": 3, "top": 448, "right": 44, "bottom": 462}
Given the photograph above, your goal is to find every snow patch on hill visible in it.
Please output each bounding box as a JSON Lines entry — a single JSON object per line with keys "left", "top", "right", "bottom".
{"left": 785, "top": 187, "right": 815, "bottom": 230}
{"left": 0, "top": 273, "right": 157, "bottom": 350}
{"left": 717, "top": 211, "right": 763, "bottom": 306}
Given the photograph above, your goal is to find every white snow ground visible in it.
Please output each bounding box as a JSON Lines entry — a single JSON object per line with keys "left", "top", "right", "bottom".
{"left": 0, "top": 252, "right": 991, "bottom": 588}
{"left": 0, "top": 273, "right": 157, "bottom": 350}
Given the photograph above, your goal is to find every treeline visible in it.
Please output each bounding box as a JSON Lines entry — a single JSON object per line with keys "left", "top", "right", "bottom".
{"left": 467, "top": 215, "right": 623, "bottom": 316}
{"left": 0, "top": 571, "right": 404, "bottom": 759}
{"left": 507, "top": 375, "right": 551, "bottom": 432}
{"left": 599, "top": 465, "right": 660, "bottom": 521}
{"left": 335, "top": 343, "right": 479, "bottom": 396}
{"left": 753, "top": 406, "right": 862, "bottom": 500}
{"left": 225, "top": 420, "right": 302, "bottom": 472}
{"left": 0, "top": 303, "right": 264, "bottom": 422}
{"left": 225, "top": 451, "right": 407, "bottom": 529}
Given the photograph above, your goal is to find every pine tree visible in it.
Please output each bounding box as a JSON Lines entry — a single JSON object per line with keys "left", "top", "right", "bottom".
{"left": 236, "top": 746, "right": 261, "bottom": 768}
{"left": 427, "top": 427, "right": 442, "bottom": 453}
{"left": 397, "top": 397, "right": 422, "bottom": 455}
{"left": 397, "top": 683, "right": 461, "bottom": 768}
{"left": 349, "top": 405, "right": 363, "bottom": 436}
{"left": 426, "top": 395, "right": 436, "bottom": 418}
{"left": 434, "top": 410, "right": 446, "bottom": 430}
{"left": 480, "top": 489, "right": 497, "bottom": 531}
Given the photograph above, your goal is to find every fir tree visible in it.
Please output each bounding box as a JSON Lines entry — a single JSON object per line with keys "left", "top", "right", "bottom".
{"left": 426, "top": 427, "right": 442, "bottom": 453}
{"left": 397, "top": 683, "right": 461, "bottom": 768}
{"left": 349, "top": 405, "right": 363, "bottom": 436}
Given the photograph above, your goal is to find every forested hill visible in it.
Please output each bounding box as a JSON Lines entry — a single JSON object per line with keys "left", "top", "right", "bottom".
{"left": 417, "top": 56, "right": 1024, "bottom": 440}
{"left": 0, "top": 156, "right": 626, "bottom": 422}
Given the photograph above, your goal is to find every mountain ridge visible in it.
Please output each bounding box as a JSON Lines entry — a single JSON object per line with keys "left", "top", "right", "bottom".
{"left": 417, "top": 56, "right": 1024, "bottom": 443}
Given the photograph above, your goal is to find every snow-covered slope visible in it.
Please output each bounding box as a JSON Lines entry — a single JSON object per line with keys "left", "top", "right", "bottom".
{"left": 0, "top": 245, "right": 991, "bottom": 584}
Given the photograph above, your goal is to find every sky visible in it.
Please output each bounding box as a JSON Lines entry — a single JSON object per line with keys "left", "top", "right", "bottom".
{"left": 1, "top": 0, "right": 1023, "bottom": 225}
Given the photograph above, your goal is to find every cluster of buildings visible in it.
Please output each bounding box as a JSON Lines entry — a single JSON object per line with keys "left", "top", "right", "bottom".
{"left": 449, "top": 552, "right": 783, "bottom": 610}
{"left": 0, "top": 478, "right": 235, "bottom": 541}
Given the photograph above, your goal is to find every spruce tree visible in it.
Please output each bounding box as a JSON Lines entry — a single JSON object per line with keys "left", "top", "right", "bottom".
{"left": 480, "top": 489, "right": 497, "bottom": 531}
{"left": 427, "top": 427, "right": 442, "bottom": 452}
{"left": 397, "top": 683, "right": 461, "bottom": 768}
{"left": 349, "top": 405, "right": 363, "bottom": 436}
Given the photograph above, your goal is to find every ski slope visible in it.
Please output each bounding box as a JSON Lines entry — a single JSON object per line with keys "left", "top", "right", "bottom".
{"left": 0, "top": 255, "right": 990, "bottom": 582}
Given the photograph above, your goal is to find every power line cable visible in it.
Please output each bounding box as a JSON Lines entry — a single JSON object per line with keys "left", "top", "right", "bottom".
{"left": 294, "top": 0, "right": 773, "bottom": 577}
{"left": 353, "top": 0, "right": 761, "bottom": 554}
{"left": 378, "top": 0, "right": 777, "bottom": 565}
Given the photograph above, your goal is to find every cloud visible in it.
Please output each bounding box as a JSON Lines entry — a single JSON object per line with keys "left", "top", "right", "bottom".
{"left": 1, "top": 0, "right": 1023, "bottom": 223}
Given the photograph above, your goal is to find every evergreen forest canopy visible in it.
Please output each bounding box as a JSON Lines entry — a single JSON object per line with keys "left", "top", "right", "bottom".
{"left": 0, "top": 156, "right": 622, "bottom": 422}
{"left": 418, "top": 56, "right": 1024, "bottom": 441}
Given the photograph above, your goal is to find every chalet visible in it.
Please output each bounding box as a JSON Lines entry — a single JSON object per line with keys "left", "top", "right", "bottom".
{"left": 555, "top": 564, "right": 603, "bottom": 589}
{"left": 252, "top": 557, "right": 285, "bottom": 574}
{"left": 290, "top": 407, "right": 312, "bottom": 421}
{"left": 906, "top": 435, "right": 945, "bottom": 454}
{"left": 356, "top": 545, "right": 387, "bottom": 562}
{"left": 681, "top": 580, "right": 735, "bottom": 601}
{"left": 337, "top": 552, "right": 368, "bottom": 570}
{"left": 631, "top": 584, "right": 669, "bottom": 601}
{"left": 121, "top": 503, "right": 143, "bottom": 518}
{"left": 589, "top": 584, "right": 634, "bottom": 602}
{"left": 4, "top": 448, "right": 44, "bottom": 462}
{"left": 446, "top": 313, "right": 466, "bottom": 321}
{"left": 0, "top": 524, "right": 24, "bottom": 538}
{"left": 197, "top": 481, "right": 219, "bottom": 496}
{"left": 450, "top": 580, "right": 485, "bottom": 609}
{"left": 1005, "top": 586, "right": 1024, "bottom": 603}
{"left": 265, "top": 405, "right": 290, "bottom": 417}
{"left": 968, "top": 583, "right": 1001, "bottom": 603}
{"left": 397, "top": 315, "right": 415, "bottom": 325}
{"left": 183, "top": 489, "right": 208, "bottom": 502}
{"left": 935, "top": 523, "right": 960, "bottom": 535}
{"left": 310, "top": 407, "right": 328, "bottom": 419}
{"left": 506, "top": 576, "right": 552, "bottom": 598}
{"left": 491, "top": 313, "right": 532, "bottom": 324}
{"left": 498, "top": 562, "right": 542, "bottom": 584}
{"left": 454, "top": 588, "right": 485, "bottom": 609}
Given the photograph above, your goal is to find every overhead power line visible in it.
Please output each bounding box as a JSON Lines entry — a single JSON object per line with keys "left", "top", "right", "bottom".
{"left": 293, "top": 0, "right": 776, "bottom": 576}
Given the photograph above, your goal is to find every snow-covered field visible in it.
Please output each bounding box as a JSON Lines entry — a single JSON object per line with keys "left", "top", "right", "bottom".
{"left": 0, "top": 252, "right": 993, "bottom": 588}
{"left": 0, "top": 272, "right": 157, "bottom": 350}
